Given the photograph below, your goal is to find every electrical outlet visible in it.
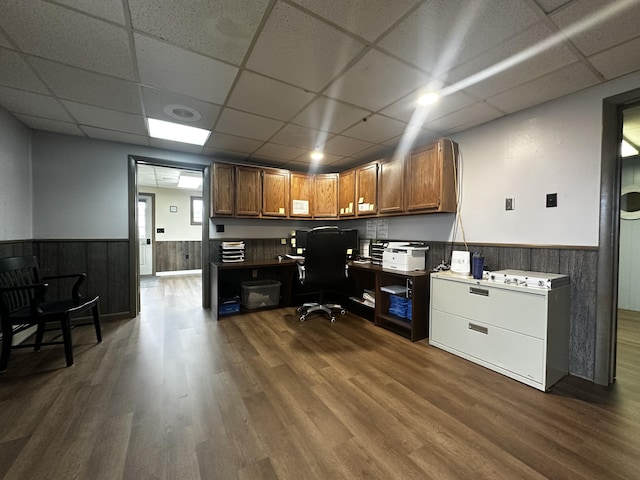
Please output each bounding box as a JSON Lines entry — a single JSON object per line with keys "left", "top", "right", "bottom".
{"left": 505, "top": 198, "right": 514, "bottom": 210}
{"left": 546, "top": 193, "right": 558, "bottom": 208}
{"left": 252, "top": 269, "right": 258, "bottom": 278}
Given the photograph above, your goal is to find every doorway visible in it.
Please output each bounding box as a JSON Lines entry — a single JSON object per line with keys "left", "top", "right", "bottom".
{"left": 138, "top": 193, "right": 155, "bottom": 276}
{"left": 128, "top": 156, "right": 211, "bottom": 315}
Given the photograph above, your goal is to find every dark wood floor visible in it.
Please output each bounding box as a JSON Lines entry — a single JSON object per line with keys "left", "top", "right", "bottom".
{"left": 1, "top": 275, "right": 640, "bottom": 479}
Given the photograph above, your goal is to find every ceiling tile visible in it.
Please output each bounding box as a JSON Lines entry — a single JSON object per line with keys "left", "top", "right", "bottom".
{"left": 290, "top": 0, "right": 419, "bottom": 42}
{"left": 0, "top": 48, "right": 49, "bottom": 93}
{"left": 486, "top": 62, "right": 601, "bottom": 114}
{"left": 322, "top": 135, "right": 374, "bottom": 156}
{"left": 253, "top": 142, "right": 308, "bottom": 161}
{"left": 0, "top": 30, "right": 11, "bottom": 49}
{"left": 142, "top": 87, "right": 220, "bottom": 130}
{"left": 54, "top": 0, "right": 126, "bottom": 25}
{"left": 15, "top": 113, "right": 84, "bottom": 136}
{"left": 205, "top": 132, "right": 263, "bottom": 153}
{"left": 246, "top": 1, "right": 365, "bottom": 92}
{"left": 129, "top": 0, "right": 269, "bottom": 65}
{"left": 534, "top": 0, "right": 572, "bottom": 13}
{"left": 350, "top": 144, "right": 394, "bottom": 161}
{"left": 247, "top": 153, "right": 289, "bottom": 167}
{"left": 444, "top": 22, "right": 579, "bottom": 99}
{"left": 215, "top": 108, "right": 283, "bottom": 141}
{"left": 327, "top": 157, "right": 361, "bottom": 170}
{"left": 0, "top": 86, "right": 73, "bottom": 121}
{"left": 30, "top": 56, "right": 142, "bottom": 115}
{"left": 149, "top": 137, "right": 204, "bottom": 154}
{"left": 378, "top": 0, "right": 538, "bottom": 76}
{"left": 325, "top": 49, "right": 428, "bottom": 111}
{"left": 135, "top": 34, "right": 238, "bottom": 104}
{"left": 292, "top": 96, "right": 370, "bottom": 133}
{"left": 423, "top": 102, "right": 504, "bottom": 135}
{"left": 0, "top": 0, "right": 135, "bottom": 80}
{"left": 227, "top": 71, "right": 315, "bottom": 120}
{"left": 383, "top": 128, "right": 440, "bottom": 152}
{"left": 202, "top": 146, "right": 251, "bottom": 161}
{"left": 270, "top": 124, "right": 330, "bottom": 149}
{"left": 283, "top": 156, "right": 343, "bottom": 173}
{"left": 588, "top": 36, "right": 640, "bottom": 80}
{"left": 81, "top": 125, "right": 150, "bottom": 146}
{"left": 341, "top": 114, "right": 408, "bottom": 144}
{"left": 61, "top": 100, "right": 147, "bottom": 135}
{"left": 550, "top": 0, "right": 640, "bottom": 57}
{"left": 381, "top": 89, "right": 477, "bottom": 124}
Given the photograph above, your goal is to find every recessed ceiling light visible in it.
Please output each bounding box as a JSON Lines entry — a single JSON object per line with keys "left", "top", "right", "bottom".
{"left": 621, "top": 139, "right": 639, "bottom": 157}
{"left": 310, "top": 150, "right": 324, "bottom": 161}
{"left": 417, "top": 92, "right": 440, "bottom": 106}
{"left": 177, "top": 174, "right": 202, "bottom": 189}
{"left": 163, "top": 104, "right": 202, "bottom": 122}
{"left": 148, "top": 118, "right": 211, "bottom": 146}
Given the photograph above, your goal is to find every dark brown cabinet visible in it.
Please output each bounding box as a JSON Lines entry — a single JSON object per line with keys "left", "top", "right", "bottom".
{"left": 405, "top": 138, "right": 457, "bottom": 213}
{"left": 314, "top": 173, "right": 338, "bottom": 218}
{"left": 211, "top": 163, "right": 234, "bottom": 216}
{"left": 377, "top": 155, "right": 404, "bottom": 215}
{"left": 289, "top": 172, "right": 313, "bottom": 218}
{"left": 235, "top": 166, "right": 261, "bottom": 217}
{"left": 339, "top": 168, "right": 356, "bottom": 217}
{"left": 355, "top": 162, "right": 378, "bottom": 216}
{"left": 262, "top": 168, "right": 289, "bottom": 217}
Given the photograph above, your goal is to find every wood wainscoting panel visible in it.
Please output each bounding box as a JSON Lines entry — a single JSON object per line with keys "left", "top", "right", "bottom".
{"left": 155, "top": 241, "right": 202, "bottom": 272}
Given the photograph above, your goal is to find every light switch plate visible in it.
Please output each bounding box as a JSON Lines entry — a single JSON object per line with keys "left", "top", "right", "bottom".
{"left": 505, "top": 198, "right": 514, "bottom": 210}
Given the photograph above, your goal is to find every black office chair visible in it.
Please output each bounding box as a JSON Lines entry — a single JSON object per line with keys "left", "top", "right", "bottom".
{"left": 296, "top": 226, "right": 349, "bottom": 323}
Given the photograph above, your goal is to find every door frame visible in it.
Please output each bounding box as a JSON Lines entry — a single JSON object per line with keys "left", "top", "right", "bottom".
{"left": 138, "top": 192, "right": 156, "bottom": 276}
{"left": 597, "top": 87, "right": 640, "bottom": 385}
{"left": 128, "top": 155, "right": 211, "bottom": 315}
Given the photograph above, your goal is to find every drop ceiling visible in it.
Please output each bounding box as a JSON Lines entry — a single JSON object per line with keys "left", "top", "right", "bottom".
{"left": 1, "top": 0, "right": 640, "bottom": 172}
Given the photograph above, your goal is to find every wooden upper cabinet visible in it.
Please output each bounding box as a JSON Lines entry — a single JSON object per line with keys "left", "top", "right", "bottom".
{"left": 289, "top": 173, "right": 314, "bottom": 218}
{"left": 262, "top": 168, "right": 289, "bottom": 217}
{"left": 355, "top": 162, "right": 378, "bottom": 216}
{"left": 405, "top": 138, "right": 457, "bottom": 213}
{"left": 211, "top": 163, "right": 234, "bottom": 216}
{"left": 235, "top": 166, "right": 261, "bottom": 217}
{"left": 339, "top": 169, "right": 355, "bottom": 217}
{"left": 378, "top": 155, "right": 404, "bottom": 215}
{"left": 314, "top": 173, "right": 338, "bottom": 218}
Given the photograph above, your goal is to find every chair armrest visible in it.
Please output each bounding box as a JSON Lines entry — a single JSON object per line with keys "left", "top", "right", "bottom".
{"left": 297, "top": 264, "right": 305, "bottom": 283}
{"left": 42, "top": 273, "right": 86, "bottom": 300}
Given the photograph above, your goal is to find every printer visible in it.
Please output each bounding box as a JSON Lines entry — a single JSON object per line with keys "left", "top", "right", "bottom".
{"left": 382, "top": 242, "right": 429, "bottom": 271}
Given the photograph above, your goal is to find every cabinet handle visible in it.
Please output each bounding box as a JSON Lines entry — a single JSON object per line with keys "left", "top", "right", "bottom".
{"left": 469, "top": 287, "right": 489, "bottom": 296}
{"left": 468, "top": 323, "right": 488, "bottom": 334}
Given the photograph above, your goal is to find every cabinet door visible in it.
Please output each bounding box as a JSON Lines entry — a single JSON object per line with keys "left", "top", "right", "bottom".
{"left": 290, "top": 173, "right": 313, "bottom": 218}
{"left": 405, "top": 142, "right": 441, "bottom": 212}
{"left": 262, "top": 168, "right": 289, "bottom": 217}
{"left": 406, "top": 139, "right": 458, "bottom": 213}
{"left": 314, "top": 173, "right": 338, "bottom": 218}
{"left": 211, "top": 163, "right": 234, "bottom": 216}
{"left": 355, "top": 162, "right": 378, "bottom": 216}
{"left": 378, "top": 155, "right": 404, "bottom": 215}
{"left": 339, "top": 169, "right": 355, "bottom": 217}
{"left": 235, "top": 166, "right": 261, "bottom": 217}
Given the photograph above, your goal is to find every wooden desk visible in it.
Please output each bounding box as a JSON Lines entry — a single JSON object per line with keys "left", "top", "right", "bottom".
{"left": 211, "top": 259, "right": 297, "bottom": 320}
{"left": 348, "top": 262, "right": 430, "bottom": 341}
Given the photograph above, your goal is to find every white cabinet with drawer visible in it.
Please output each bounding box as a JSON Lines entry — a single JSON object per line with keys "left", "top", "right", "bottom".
{"left": 429, "top": 271, "right": 570, "bottom": 391}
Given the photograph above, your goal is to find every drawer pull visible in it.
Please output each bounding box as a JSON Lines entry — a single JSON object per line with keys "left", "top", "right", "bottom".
{"left": 468, "top": 323, "right": 488, "bottom": 334}
{"left": 469, "top": 287, "right": 489, "bottom": 296}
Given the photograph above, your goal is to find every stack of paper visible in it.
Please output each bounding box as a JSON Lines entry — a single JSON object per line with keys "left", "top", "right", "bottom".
{"left": 362, "top": 289, "right": 375, "bottom": 307}
{"left": 219, "top": 241, "right": 245, "bottom": 262}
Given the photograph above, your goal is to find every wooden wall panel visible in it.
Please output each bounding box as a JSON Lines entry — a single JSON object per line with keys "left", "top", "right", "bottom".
{"left": 0, "top": 241, "right": 34, "bottom": 258}
{"left": 156, "top": 241, "right": 202, "bottom": 272}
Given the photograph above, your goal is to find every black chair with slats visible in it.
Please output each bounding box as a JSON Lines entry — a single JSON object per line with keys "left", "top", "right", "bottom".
{"left": 0, "top": 255, "right": 101, "bottom": 373}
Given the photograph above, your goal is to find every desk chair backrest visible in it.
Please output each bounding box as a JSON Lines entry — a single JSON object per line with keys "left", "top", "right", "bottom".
{"left": 0, "top": 256, "right": 41, "bottom": 317}
{"left": 303, "top": 227, "right": 349, "bottom": 287}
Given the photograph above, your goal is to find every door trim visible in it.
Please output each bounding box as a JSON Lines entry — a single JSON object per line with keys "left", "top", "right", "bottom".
{"left": 138, "top": 192, "right": 156, "bottom": 276}
{"left": 128, "top": 156, "right": 211, "bottom": 315}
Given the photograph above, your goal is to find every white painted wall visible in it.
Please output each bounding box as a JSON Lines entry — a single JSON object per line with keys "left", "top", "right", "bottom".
{"left": 140, "top": 186, "right": 202, "bottom": 241}
{"left": 618, "top": 157, "right": 640, "bottom": 311}
{"left": 0, "top": 107, "right": 32, "bottom": 241}
{"left": 31, "top": 132, "right": 209, "bottom": 239}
